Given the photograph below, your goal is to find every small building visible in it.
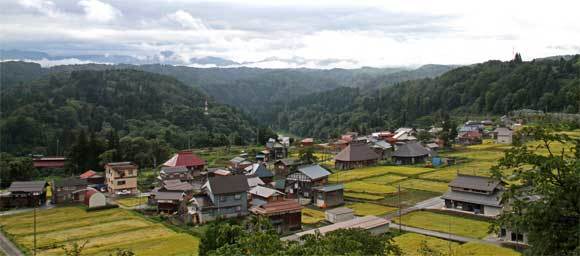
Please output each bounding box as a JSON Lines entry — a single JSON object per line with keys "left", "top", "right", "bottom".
{"left": 163, "top": 150, "right": 206, "bottom": 173}
{"left": 273, "top": 158, "right": 302, "bottom": 179}
{"left": 325, "top": 207, "right": 355, "bottom": 223}
{"left": 244, "top": 163, "right": 274, "bottom": 184}
{"left": 79, "top": 170, "right": 105, "bottom": 186}
{"left": 493, "top": 127, "right": 513, "bottom": 144}
{"left": 392, "top": 142, "right": 430, "bottom": 165}
{"left": 312, "top": 184, "right": 344, "bottom": 208}
{"left": 267, "top": 142, "right": 288, "bottom": 160}
{"left": 442, "top": 174, "right": 504, "bottom": 217}
{"left": 159, "top": 166, "right": 194, "bottom": 183}
{"left": 84, "top": 188, "right": 106, "bottom": 208}
{"left": 371, "top": 140, "right": 393, "bottom": 159}
{"left": 105, "top": 162, "right": 139, "bottom": 196}
{"left": 189, "top": 175, "right": 249, "bottom": 224}
{"left": 334, "top": 142, "right": 379, "bottom": 170}
{"left": 250, "top": 199, "right": 302, "bottom": 234}
{"left": 229, "top": 156, "right": 252, "bottom": 170}
{"left": 282, "top": 215, "right": 389, "bottom": 242}
{"left": 159, "top": 179, "right": 196, "bottom": 196}
{"left": 425, "top": 142, "right": 440, "bottom": 151}
{"left": 6, "top": 181, "right": 48, "bottom": 208}
{"left": 247, "top": 175, "right": 265, "bottom": 188}
{"left": 208, "top": 168, "right": 231, "bottom": 177}
{"left": 249, "top": 185, "right": 285, "bottom": 207}
{"left": 52, "top": 177, "right": 88, "bottom": 204}
{"left": 457, "top": 131, "right": 483, "bottom": 145}
{"left": 300, "top": 138, "right": 314, "bottom": 147}
{"left": 149, "top": 190, "right": 185, "bottom": 214}
{"left": 285, "top": 164, "right": 331, "bottom": 198}
{"left": 33, "top": 157, "right": 66, "bottom": 170}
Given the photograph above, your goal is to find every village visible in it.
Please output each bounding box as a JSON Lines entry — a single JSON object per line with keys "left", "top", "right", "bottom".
{"left": 0, "top": 113, "right": 554, "bottom": 256}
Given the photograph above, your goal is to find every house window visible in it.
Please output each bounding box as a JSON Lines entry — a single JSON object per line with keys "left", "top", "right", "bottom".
{"left": 220, "top": 196, "right": 226, "bottom": 202}
{"left": 500, "top": 228, "right": 506, "bottom": 237}
{"left": 234, "top": 194, "right": 241, "bottom": 200}
{"left": 117, "top": 180, "right": 126, "bottom": 186}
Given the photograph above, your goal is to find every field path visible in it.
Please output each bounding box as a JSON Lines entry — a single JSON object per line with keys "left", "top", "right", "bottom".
{"left": 385, "top": 196, "right": 442, "bottom": 219}
{"left": 390, "top": 223, "right": 501, "bottom": 245}
{"left": 0, "top": 231, "right": 23, "bottom": 256}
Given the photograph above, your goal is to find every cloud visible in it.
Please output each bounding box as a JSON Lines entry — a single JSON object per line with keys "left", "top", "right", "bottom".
{"left": 78, "top": 0, "right": 122, "bottom": 23}
{"left": 166, "top": 10, "right": 208, "bottom": 30}
{"left": 17, "top": 0, "right": 61, "bottom": 18}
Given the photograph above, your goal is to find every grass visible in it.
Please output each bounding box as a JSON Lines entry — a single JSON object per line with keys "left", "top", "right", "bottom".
{"left": 344, "top": 181, "right": 398, "bottom": 195}
{"left": 383, "top": 189, "right": 441, "bottom": 208}
{"left": 302, "top": 207, "right": 326, "bottom": 225}
{"left": 397, "top": 179, "right": 449, "bottom": 193}
{"left": 0, "top": 207, "right": 200, "bottom": 256}
{"left": 348, "top": 202, "right": 397, "bottom": 216}
{"left": 116, "top": 196, "right": 148, "bottom": 207}
{"left": 362, "top": 174, "right": 407, "bottom": 185}
{"left": 392, "top": 233, "right": 520, "bottom": 256}
{"left": 394, "top": 211, "right": 491, "bottom": 239}
{"left": 344, "top": 192, "right": 384, "bottom": 201}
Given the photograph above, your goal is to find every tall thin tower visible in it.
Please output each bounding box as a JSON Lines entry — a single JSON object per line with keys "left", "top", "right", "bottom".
{"left": 204, "top": 98, "right": 209, "bottom": 115}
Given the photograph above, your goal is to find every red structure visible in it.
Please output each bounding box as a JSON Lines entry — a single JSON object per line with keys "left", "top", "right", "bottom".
{"left": 163, "top": 150, "right": 206, "bottom": 171}
{"left": 33, "top": 157, "right": 66, "bottom": 169}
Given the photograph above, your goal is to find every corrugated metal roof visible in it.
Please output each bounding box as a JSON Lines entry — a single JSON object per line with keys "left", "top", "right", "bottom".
{"left": 313, "top": 184, "right": 344, "bottom": 192}
{"left": 326, "top": 207, "right": 354, "bottom": 215}
{"left": 297, "top": 164, "right": 331, "bottom": 180}
{"left": 283, "top": 216, "right": 388, "bottom": 241}
{"left": 249, "top": 186, "right": 284, "bottom": 198}
{"left": 208, "top": 175, "right": 249, "bottom": 195}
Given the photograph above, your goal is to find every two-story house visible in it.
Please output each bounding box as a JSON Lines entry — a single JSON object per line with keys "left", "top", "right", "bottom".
{"left": 189, "top": 175, "right": 249, "bottom": 224}
{"left": 51, "top": 177, "right": 88, "bottom": 204}
{"left": 285, "top": 164, "right": 331, "bottom": 199}
{"left": 105, "top": 162, "right": 139, "bottom": 196}
{"left": 441, "top": 174, "right": 504, "bottom": 217}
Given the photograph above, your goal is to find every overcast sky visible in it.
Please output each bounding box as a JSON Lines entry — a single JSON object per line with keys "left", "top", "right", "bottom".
{"left": 1, "top": 0, "right": 580, "bottom": 68}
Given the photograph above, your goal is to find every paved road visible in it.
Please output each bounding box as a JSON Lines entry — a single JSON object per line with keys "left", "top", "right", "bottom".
{"left": 0, "top": 231, "right": 23, "bottom": 256}
{"left": 385, "top": 196, "right": 442, "bottom": 219}
{"left": 390, "top": 223, "right": 502, "bottom": 245}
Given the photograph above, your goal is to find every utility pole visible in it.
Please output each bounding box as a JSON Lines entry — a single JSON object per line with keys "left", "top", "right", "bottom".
{"left": 398, "top": 184, "right": 401, "bottom": 233}
{"left": 33, "top": 196, "right": 37, "bottom": 256}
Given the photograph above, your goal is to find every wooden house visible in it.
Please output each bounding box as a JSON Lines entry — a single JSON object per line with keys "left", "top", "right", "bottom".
{"left": 105, "top": 162, "right": 139, "bottom": 196}
{"left": 267, "top": 141, "right": 288, "bottom": 160}
{"left": 392, "top": 142, "right": 430, "bottom": 165}
{"left": 250, "top": 199, "right": 302, "bottom": 234}
{"left": 334, "top": 142, "right": 379, "bottom": 170}
{"left": 493, "top": 127, "right": 513, "bottom": 144}
{"left": 229, "top": 156, "right": 252, "bottom": 170}
{"left": 457, "top": 131, "right": 483, "bottom": 145}
{"left": 371, "top": 140, "right": 393, "bottom": 159}
{"left": 79, "top": 170, "right": 105, "bottom": 186}
{"left": 189, "top": 175, "right": 249, "bottom": 224}
{"left": 285, "top": 164, "right": 331, "bottom": 198}
{"left": 249, "top": 185, "right": 285, "bottom": 207}
{"left": 441, "top": 174, "right": 504, "bottom": 217}
{"left": 273, "top": 158, "right": 302, "bottom": 179}
{"left": 300, "top": 138, "right": 314, "bottom": 147}
{"left": 6, "top": 181, "right": 47, "bottom": 208}
{"left": 158, "top": 166, "right": 194, "bottom": 183}
{"left": 312, "top": 184, "right": 344, "bottom": 208}
{"left": 51, "top": 177, "right": 88, "bottom": 204}
{"left": 244, "top": 163, "right": 274, "bottom": 184}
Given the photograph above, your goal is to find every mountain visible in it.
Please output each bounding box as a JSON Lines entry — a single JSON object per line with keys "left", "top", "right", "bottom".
{"left": 0, "top": 61, "right": 457, "bottom": 113}
{"left": 0, "top": 69, "right": 271, "bottom": 156}
{"left": 260, "top": 56, "right": 580, "bottom": 138}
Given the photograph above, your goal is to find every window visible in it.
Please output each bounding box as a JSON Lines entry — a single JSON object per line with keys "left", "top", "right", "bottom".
{"left": 117, "top": 180, "right": 126, "bottom": 186}
{"left": 234, "top": 194, "right": 241, "bottom": 200}
{"left": 500, "top": 228, "right": 506, "bottom": 237}
{"left": 220, "top": 196, "right": 226, "bottom": 202}
{"left": 236, "top": 206, "right": 241, "bottom": 212}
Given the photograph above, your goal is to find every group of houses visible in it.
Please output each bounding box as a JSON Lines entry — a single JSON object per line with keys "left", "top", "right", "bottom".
{"left": 456, "top": 120, "right": 515, "bottom": 145}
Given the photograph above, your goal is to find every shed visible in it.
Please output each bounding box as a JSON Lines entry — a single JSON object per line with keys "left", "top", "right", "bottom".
{"left": 84, "top": 188, "right": 106, "bottom": 208}
{"left": 325, "top": 207, "right": 354, "bottom": 223}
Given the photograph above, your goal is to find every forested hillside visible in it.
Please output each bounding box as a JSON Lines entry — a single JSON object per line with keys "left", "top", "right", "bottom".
{"left": 261, "top": 55, "right": 580, "bottom": 138}
{"left": 0, "top": 62, "right": 456, "bottom": 112}
{"left": 0, "top": 70, "right": 274, "bottom": 166}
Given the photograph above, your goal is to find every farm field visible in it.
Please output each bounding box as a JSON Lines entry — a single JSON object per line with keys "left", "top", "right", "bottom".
{"left": 302, "top": 207, "right": 325, "bottom": 225}
{"left": 394, "top": 211, "right": 491, "bottom": 239}
{"left": 344, "top": 192, "right": 384, "bottom": 201}
{"left": 344, "top": 181, "right": 398, "bottom": 195}
{"left": 348, "top": 202, "right": 397, "bottom": 216}
{"left": 383, "top": 189, "right": 441, "bottom": 208}
{"left": 116, "top": 196, "right": 148, "bottom": 208}
{"left": 392, "top": 233, "right": 520, "bottom": 256}
{"left": 397, "top": 179, "right": 449, "bottom": 193}
{"left": 362, "top": 174, "right": 407, "bottom": 184}
{"left": 0, "top": 207, "right": 199, "bottom": 256}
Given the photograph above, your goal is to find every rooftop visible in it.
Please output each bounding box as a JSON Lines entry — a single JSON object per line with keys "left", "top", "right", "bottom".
{"left": 296, "top": 164, "right": 331, "bottom": 180}
{"left": 207, "top": 175, "right": 249, "bottom": 195}
{"left": 334, "top": 142, "right": 379, "bottom": 162}
{"left": 282, "top": 216, "right": 389, "bottom": 241}
{"left": 392, "top": 142, "right": 430, "bottom": 157}
{"left": 8, "top": 181, "right": 47, "bottom": 193}
{"left": 449, "top": 174, "right": 502, "bottom": 192}
{"left": 163, "top": 151, "right": 205, "bottom": 167}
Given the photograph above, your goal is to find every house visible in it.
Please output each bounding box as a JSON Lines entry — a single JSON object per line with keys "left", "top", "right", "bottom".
{"left": 163, "top": 150, "right": 206, "bottom": 173}
{"left": 244, "top": 163, "right": 274, "bottom": 183}
{"left": 189, "top": 175, "right": 249, "bottom": 224}
{"left": 256, "top": 150, "right": 270, "bottom": 162}
{"left": 285, "top": 164, "right": 331, "bottom": 198}
{"left": 51, "top": 177, "right": 88, "bottom": 204}
{"left": 441, "top": 174, "right": 504, "bottom": 217}
{"left": 493, "top": 127, "right": 513, "bottom": 144}
{"left": 425, "top": 142, "right": 440, "bottom": 151}
{"left": 246, "top": 175, "right": 265, "bottom": 188}
{"left": 267, "top": 141, "right": 288, "bottom": 160}
{"left": 84, "top": 188, "right": 106, "bottom": 208}
{"left": 278, "top": 136, "right": 291, "bottom": 147}
{"left": 105, "top": 162, "right": 139, "bottom": 196}
{"left": 159, "top": 179, "right": 196, "bottom": 195}
{"left": 208, "top": 168, "right": 231, "bottom": 177}
{"left": 6, "top": 181, "right": 48, "bottom": 208}
{"left": 250, "top": 199, "right": 302, "bottom": 234}
{"left": 274, "top": 158, "right": 302, "bottom": 179}
{"left": 300, "top": 138, "right": 314, "bottom": 147}
{"left": 457, "top": 131, "right": 483, "bottom": 145}
{"left": 325, "top": 207, "right": 355, "bottom": 223}
{"left": 229, "top": 156, "right": 252, "bottom": 170}
{"left": 159, "top": 166, "right": 194, "bottom": 183}
{"left": 148, "top": 190, "right": 186, "bottom": 214}
{"left": 79, "top": 170, "right": 105, "bottom": 186}
{"left": 371, "top": 131, "right": 393, "bottom": 140}
{"left": 334, "top": 142, "right": 380, "bottom": 170}
{"left": 392, "top": 142, "right": 430, "bottom": 164}
{"left": 312, "top": 184, "right": 344, "bottom": 208}
{"left": 33, "top": 156, "right": 66, "bottom": 170}
{"left": 341, "top": 132, "right": 358, "bottom": 143}
{"left": 249, "top": 185, "right": 285, "bottom": 206}
{"left": 393, "top": 131, "right": 417, "bottom": 142}
{"left": 371, "top": 140, "right": 393, "bottom": 159}
{"left": 282, "top": 215, "right": 389, "bottom": 242}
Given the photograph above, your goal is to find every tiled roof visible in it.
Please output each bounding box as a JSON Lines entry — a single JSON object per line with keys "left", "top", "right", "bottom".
{"left": 208, "top": 175, "right": 249, "bottom": 195}
{"left": 392, "top": 142, "right": 430, "bottom": 157}
{"left": 8, "top": 181, "right": 47, "bottom": 193}
{"left": 163, "top": 151, "right": 205, "bottom": 167}
{"left": 449, "top": 174, "right": 501, "bottom": 192}
{"left": 334, "top": 143, "right": 379, "bottom": 162}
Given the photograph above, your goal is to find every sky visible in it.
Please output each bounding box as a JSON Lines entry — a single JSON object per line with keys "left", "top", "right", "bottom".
{"left": 1, "top": 0, "right": 580, "bottom": 68}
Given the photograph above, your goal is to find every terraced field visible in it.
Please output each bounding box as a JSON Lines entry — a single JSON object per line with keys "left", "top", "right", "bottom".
{"left": 393, "top": 211, "right": 492, "bottom": 239}
{"left": 302, "top": 207, "right": 326, "bottom": 225}
{"left": 348, "top": 202, "right": 397, "bottom": 216}
{"left": 0, "top": 207, "right": 199, "bottom": 256}
{"left": 392, "top": 233, "right": 520, "bottom": 256}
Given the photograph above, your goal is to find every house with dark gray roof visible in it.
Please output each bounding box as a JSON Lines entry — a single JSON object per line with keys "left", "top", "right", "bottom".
{"left": 392, "top": 142, "right": 430, "bottom": 165}
{"left": 334, "top": 142, "right": 379, "bottom": 170}
{"left": 493, "top": 127, "right": 513, "bottom": 144}
{"left": 51, "top": 177, "right": 88, "bottom": 204}
{"left": 189, "top": 175, "right": 250, "bottom": 224}
{"left": 285, "top": 164, "right": 331, "bottom": 199}
{"left": 5, "top": 181, "right": 48, "bottom": 208}
{"left": 244, "top": 163, "right": 274, "bottom": 183}
{"left": 312, "top": 184, "right": 344, "bottom": 208}
{"left": 442, "top": 174, "right": 504, "bottom": 217}
{"left": 158, "top": 166, "right": 194, "bottom": 183}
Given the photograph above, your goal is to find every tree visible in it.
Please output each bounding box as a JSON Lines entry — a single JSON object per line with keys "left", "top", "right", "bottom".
{"left": 491, "top": 126, "right": 580, "bottom": 255}
{"left": 0, "top": 153, "right": 36, "bottom": 188}
{"left": 298, "top": 147, "right": 318, "bottom": 164}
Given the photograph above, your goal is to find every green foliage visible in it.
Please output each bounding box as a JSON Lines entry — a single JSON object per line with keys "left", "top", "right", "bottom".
{"left": 61, "top": 240, "right": 88, "bottom": 256}
{"left": 491, "top": 126, "right": 580, "bottom": 255}
{"left": 0, "top": 153, "right": 36, "bottom": 188}
{"left": 298, "top": 146, "right": 318, "bottom": 164}
{"left": 109, "top": 248, "right": 135, "bottom": 256}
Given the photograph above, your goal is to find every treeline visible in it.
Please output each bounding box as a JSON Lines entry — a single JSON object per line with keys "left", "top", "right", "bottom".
{"left": 261, "top": 55, "right": 580, "bottom": 138}
{"left": 0, "top": 69, "right": 276, "bottom": 170}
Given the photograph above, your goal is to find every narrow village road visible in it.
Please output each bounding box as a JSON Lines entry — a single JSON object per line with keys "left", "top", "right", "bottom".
{"left": 390, "top": 223, "right": 502, "bottom": 245}
{"left": 384, "top": 196, "right": 442, "bottom": 219}
{"left": 0, "top": 231, "right": 23, "bottom": 256}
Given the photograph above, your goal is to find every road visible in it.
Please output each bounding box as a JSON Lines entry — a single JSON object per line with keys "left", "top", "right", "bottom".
{"left": 0, "top": 230, "right": 23, "bottom": 256}
{"left": 385, "top": 196, "right": 442, "bottom": 219}
{"left": 390, "top": 223, "right": 502, "bottom": 245}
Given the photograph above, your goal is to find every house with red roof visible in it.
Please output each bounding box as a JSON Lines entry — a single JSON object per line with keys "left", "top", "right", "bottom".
{"left": 163, "top": 151, "right": 206, "bottom": 171}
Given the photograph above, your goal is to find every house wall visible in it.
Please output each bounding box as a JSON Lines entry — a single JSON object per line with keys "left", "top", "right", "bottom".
{"left": 497, "top": 135, "right": 512, "bottom": 144}
{"left": 499, "top": 228, "right": 528, "bottom": 244}
{"left": 52, "top": 184, "right": 87, "bottom": 204}
{"left": 484, "top": 205, "right": 502, "bottom": 217}
{"left": 106, "top": 166, "right": 138, "bottom": 194}
{"left": 325, "top": 211, "right": 354, "bottom": 223}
